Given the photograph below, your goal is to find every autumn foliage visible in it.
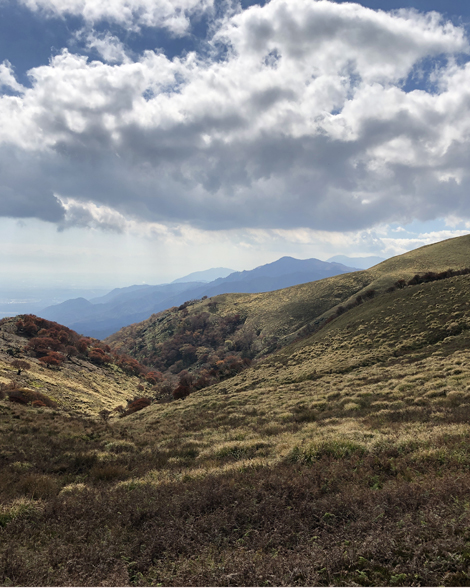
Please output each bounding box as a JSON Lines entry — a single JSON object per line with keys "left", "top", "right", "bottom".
{"left": 109, "top": 307, "right": 256, "bottom": 401}
{"left": 120, "top": 397, "right": 151, "bottom": 416}
{"left": 0, "top": 381, "right": 57, "bottom": 408}
{"left": 14, "top": 309, "right": 256, "bottom": 410}
{"left": 15, "top": 315, "right": 150, "bottom": 377}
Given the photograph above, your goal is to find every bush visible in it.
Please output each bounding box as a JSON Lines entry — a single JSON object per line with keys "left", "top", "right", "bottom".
{"left": 38, "top": 352, "right": 64, "bottom": 369}
{"left": 120, "top": 398, "right": 151, "bottom": 417}
{"left": 173, "top": 385, "right": 191, "bottom": 400}
{"left": 4, "top": 385, "right": 57, "bottom": 408}
{"left": 10, "top": 360, "right": 30, "bottom": 374}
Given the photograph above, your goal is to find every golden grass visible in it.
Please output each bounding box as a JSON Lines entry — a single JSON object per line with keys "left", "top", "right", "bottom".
{"left": 107, "top": 234, "right": 470, "bottom": 361}
{"left": 3, "top": 236, "right": 470, "bottom": 585}
{"left": 104, "top": 271, "right": 470, "bottom": 490}
{"left": 0, "top": 323, "right": 145, "bottom": 416}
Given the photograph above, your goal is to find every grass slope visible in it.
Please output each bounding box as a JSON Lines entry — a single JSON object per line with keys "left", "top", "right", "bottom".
{"left": 2, "top": 235, "right": 470, "bottom": 586}
{"left": 108, "top": 234, "right": 470, "bottom": 357}
{"left": 0, "top": 319, "right": 145, "bottom": 416}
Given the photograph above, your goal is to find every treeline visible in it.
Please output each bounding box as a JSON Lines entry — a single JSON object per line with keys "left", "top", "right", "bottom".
{"left": 386, "top": 267, "right": 470, "bottom": 292}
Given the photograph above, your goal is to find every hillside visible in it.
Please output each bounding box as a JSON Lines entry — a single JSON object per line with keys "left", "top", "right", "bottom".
{"left": 106, "top": 234, "right": 470, "bottom": 397}
{"left": 0, "top": 316, "right": 154, "bottom": 416}
{"left": 3, "top": 234, "right": 470, "bottom": 586}
{"left": 40, "top": 256, "right": 357, "bottom": 339}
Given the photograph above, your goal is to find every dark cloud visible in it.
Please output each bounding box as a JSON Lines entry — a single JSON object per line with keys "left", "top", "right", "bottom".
{"left": 0, "top": 147, "right": 65, "bottom": 221}
{"left": 0, "top": 0, "right": 469, "bottom": 233}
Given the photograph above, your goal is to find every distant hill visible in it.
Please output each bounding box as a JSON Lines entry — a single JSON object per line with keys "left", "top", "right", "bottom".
{"left": 172, "top": 267, "right": 235, "bottom": 284}
{"left": 197, "top": 256, "right": 358, "bottom": 295}
{"left": 40, "top": 281, "right": 206, "bottom": 339}
{"left": 40, "top": 257, "right": 358, "bottom": 339}
{"left": 89, "top": 284, "right": 152, "bottom": 305}
{"left": 327, "top": 255, "right": 386, "bottom": 269}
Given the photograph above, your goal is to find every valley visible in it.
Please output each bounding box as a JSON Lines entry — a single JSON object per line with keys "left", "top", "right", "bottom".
{"left": 1, "top": 235, "right": 470, "bottom": 586}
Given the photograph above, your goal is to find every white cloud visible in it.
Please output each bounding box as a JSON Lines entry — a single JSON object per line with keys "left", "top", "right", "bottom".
{"left": 0, "top": 60, "right": 25, "bottom": 93}
{"left": 1, "top": 0, "right": 470, "bottom": 234}
{"left": 381, "top": 229, "right": 470, "bottom": 256}
{"left": 82, "top": 31, "right": 131, "bottom": 64}
{"left": 19, "top": 0, "right": 215, "bottom": 34}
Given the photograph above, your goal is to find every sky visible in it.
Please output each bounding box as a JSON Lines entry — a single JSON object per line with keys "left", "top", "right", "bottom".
{"left": 1, "top": 0, "right": 470, "bottom": 289}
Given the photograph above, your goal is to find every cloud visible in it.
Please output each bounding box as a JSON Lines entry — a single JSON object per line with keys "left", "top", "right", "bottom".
{"left": 0, "top": 60, "right": 25, "bottom": 93}
{"left": 1, "top": 0, "right": 470, "bottom": 233}
{"left": 56, "top": 196, "right": 129, "bottom": 231}
{"left": 81, "top": 31, "right": 131, "bottom": 64}
{"left": 18, "top": 0, "right": 215, "bottom": 34}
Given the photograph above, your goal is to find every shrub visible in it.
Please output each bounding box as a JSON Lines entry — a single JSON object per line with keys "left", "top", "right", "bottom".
{"left": 5, "top": 386, "right": 57, "bottom": 408}
{"left": 173, "top": 384, "right": 191, "bottom": 400}
{"left": 10, "top": 360, "right": 30, "bottom": 374}
{"left": 89, "top": 348, "right": 112, "bottom": 365}
{"left": 120, "top": 398, "right": 151, "bottom": 417}
{"left": 38, "top": 352, "right": 64, "bottom": 369}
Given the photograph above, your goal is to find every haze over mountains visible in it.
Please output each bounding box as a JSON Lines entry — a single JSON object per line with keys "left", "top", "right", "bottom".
{"left": 172, "top": 267, "right": 235, "bottom": 284}
{"left": 40, "top": 256, "right": 361, "bottom": 339}
{"left": 327, "top": 255, "right": 385, "bottom": 269}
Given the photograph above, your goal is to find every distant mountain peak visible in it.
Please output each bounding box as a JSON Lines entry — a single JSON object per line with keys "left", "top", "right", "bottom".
{"left": 172, "top": 267, "right": 235, "bottom": 284}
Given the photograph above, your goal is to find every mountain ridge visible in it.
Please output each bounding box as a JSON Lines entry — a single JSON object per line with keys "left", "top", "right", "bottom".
{"left": 105, "top": 233, "right": 470, "bottom": 398}
{"left": 40, "top": 256, "right": 358, "bottom": 339}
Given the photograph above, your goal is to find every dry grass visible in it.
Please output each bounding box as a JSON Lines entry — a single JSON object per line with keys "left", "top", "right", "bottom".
{"left": 3, "top": 236, "right": 470, "bottom": 585}
{"left": 0, "top": 320, "right": 144, "bottom": 416}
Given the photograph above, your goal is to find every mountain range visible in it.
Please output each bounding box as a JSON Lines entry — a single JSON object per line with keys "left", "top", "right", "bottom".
{"left": 40, "top": 256, "right": 359, "bottom": 339}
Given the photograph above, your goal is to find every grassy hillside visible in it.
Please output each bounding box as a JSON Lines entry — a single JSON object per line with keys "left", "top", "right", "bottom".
{"left": 106, "top": 234, "right": 470, "bottom": 397}
{"left": 3, "top": 235, "right": 470, "bottom": 586}
{"left": 0, "top": 317, "right": 151, "bottom": 415}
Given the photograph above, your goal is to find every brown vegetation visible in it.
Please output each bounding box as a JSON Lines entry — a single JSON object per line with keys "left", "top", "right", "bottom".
{"left": 3, "top": 236, "right": 470, "bottom": 585}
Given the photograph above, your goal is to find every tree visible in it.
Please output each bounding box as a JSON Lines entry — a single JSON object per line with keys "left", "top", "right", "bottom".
{"left": 65, "top": 345, "right": 78, "bottom": 360}
{"left": 38, "top": 352, "right": 64, "bottom": 369}
{"left": 11, "top": 359, "right": 30, "bottom": 375}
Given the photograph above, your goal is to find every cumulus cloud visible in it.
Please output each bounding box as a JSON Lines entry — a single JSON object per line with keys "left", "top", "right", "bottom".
{"left": 1, "top": 0, "right": 470, "bottom": 233}
{"left": 0, "top": 60, "right": 25, "bottom": 93}
{"left": 82, "top": 31, "right": 131, "bottom": 64}
{"left": 19, "top": 0, "right": 215, "bottom": 34}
